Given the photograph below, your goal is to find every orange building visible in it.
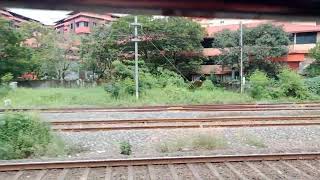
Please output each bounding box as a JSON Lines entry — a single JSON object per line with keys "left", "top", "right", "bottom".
{"left": 201, "top": 21, "right": 320, "bottom": 73}
{"left": 54, "top": 11, "right": 118, "bottom": 35}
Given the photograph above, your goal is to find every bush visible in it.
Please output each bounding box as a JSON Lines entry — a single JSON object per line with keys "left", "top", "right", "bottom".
{"left": 201, "top": 80, "right": 215, "bottom": 90}
{"left": 305, "top": 76, "right": 320, "bottom": 95}
{"left": 248, "top": 70, "right": 271, "bottom": 99}
{"left": 120, "top": 141, "right": 132, "bottom": 155}
{"left": 1, "top": 73, "right": 13, "bottom": 85}
{"left": 157, "top": 69, "right": 185, "bottom": 88}
{"left": 304, "top": 63, "right": 320, "bottom": 77}
{"left": 0, "top": 112, "right": 65, "bottom": 159}
{"left": 104, "top": 81, "right": 120, "bottom": 98}
{"left": 277, "top": 69, "right": 309, "bottom": 99}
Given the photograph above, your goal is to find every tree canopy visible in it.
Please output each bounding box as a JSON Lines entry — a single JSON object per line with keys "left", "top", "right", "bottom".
{"left": 212, "top": 23, "right": 290, "bottom": 77}
{"left": 80, "top": 16, "right": 205, "bottom": 79}
{"left": 0, "top": 18, "right": 32, "bottom": 78}
{"left": 19, "top": 22, "right": 78, "bottom": 80}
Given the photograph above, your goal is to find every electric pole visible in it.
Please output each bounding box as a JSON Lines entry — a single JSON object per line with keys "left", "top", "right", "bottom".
{"left": 239, "top": 21, "right": 244, "bottom": 94}
{"left": 131, "top": 16, "right": 141, "bottom": 99}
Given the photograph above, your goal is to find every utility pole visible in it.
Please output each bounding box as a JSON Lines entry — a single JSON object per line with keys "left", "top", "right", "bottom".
{"left": 239, "top": 21, "right": 244, "bottom": 94}
{"left": 131, "top": 16, "right": 141, "bottom": 99}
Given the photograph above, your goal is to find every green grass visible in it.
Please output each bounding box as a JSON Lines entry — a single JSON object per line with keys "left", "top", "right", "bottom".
{"left": 0, "top": 86, "right": 318, "bottom": 109}
{"left": 0, "top": 86, "right": 254, "bottom": 108}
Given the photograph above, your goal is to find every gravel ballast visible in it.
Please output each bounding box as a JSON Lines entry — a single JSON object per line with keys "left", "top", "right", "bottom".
{"left": 56, "top": 125, "right": 320, "bottom": 159}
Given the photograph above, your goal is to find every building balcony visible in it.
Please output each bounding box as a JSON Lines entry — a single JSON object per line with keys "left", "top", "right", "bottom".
{"left": 288, "top": 44, "right": 316, "bottom": 53}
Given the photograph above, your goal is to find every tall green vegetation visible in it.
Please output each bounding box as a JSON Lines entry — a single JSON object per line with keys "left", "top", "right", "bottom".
{"left": 80, "top": 15, "right": 205, "bottom": 79}
{"left": 248, "top": 70, "right": 271, "bottom": 99}
{"left": 306, "top": 43, "right": 320, "bottom": 77}
{"left": 0, "top": 112, "right": 66, "bottom": 159}
{"left": 0, "top": 18, "right": 32, "bottom": 78}
{"left": 213, "top": 24, "right": 290, "bottom": 77}
{"left": 19, "top": 22, "right": 79, "bottom": 80}
{"left": 248, "top": 69, "right": 309, "bottom": 99}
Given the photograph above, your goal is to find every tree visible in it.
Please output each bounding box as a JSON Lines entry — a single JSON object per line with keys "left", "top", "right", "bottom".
{"left": 0, "top": 18, "right": 32, "bottom": 78}
{"left": 80, "top": 24, "right": 119, "bottom": 80}
{"left": 80, "top": 16, "right": 205, "bottom": 79}
{"left": 213, "top": 24, "right": 290, "bottom": 77}
{"left": 19, "top": 22, "right": 76, "bottom": 80}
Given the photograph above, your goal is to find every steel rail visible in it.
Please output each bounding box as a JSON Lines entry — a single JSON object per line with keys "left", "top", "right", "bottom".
{"left": 1, "top": 102, "right": 320, "bottom": 113}
{"left": 51, "top": 115, "right": 320, "bottom": 125}
{"left": 0, "top": 152, "right": 319, "bottom": 171}
{"left": 50, "top": 116, "right": 320, "bottom": 131}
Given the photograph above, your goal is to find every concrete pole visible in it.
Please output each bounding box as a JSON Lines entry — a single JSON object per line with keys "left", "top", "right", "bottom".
{"left": 133, "top": 16, "right": 139, "bottom": 99}
{"left": 240, "top": 21, "right": 244, "bottom": 94}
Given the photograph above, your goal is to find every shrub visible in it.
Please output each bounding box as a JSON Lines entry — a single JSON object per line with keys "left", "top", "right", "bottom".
{"left": 277, "top": 69, "right": 309, "bottom": 99}
{"left": 1, "top": 73, "right": 13, "bottom": 85}
{"left": 304, "top": 63, "right": 320, "bottom": 77}
{"left": 305, "top": 76, "right": 320, "bottom": 95}
{"left": 120, "top": 141, "right": 132, "bottom": 155}
{"left": 201, "top": 80, "right": 215, "bottom": 90}
{"left": 248, "top": 70, "right": 271, "bottom": 99}
{"left": 104, "top": 82, "right": 120, "bottom": 98}
{"left": 157, "top": 69, "right": 185, "bottom": 88}
{"left": 0, "top": 112, "right": 65, "bottom": 159}
{"left": 121, "top": 78, "right": 136, "bottom": 95}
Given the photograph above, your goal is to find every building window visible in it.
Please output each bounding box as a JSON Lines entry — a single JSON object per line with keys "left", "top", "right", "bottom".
{"left": 296, "top": 32, "right": 317, "bottom": 44}
{"left": 70, "top": 23, "right": 73, "bottom": 29}
{"left": 76, "top": 21, "right": 89, "bottom": 28}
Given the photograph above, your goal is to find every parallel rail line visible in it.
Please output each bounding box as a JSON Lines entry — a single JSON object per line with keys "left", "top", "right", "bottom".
{"left": 0, "top": 152, "right": 319, "bottom": 171}
{"left": 1, "top": 102, "right": 320, "bottom": 113}
{"left": 51, "top": 115, "right": 320, "bottom": 131}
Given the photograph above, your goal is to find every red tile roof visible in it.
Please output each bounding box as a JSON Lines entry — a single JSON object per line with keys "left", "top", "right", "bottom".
{"left": 206, "top": 21, "right": 320, "bottom": 36}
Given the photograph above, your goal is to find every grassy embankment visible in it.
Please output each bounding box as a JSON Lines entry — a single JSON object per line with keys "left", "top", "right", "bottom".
{"left": 0, "top": 86, "right": 318, "bottom": 109}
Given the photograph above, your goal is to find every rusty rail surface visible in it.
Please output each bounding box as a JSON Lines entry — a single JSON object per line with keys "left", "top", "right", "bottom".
{"left": 1, "top": 102, "right": 320, "bottom": 113}
{"left": 51, "top": 115, "right": 320, "bottom": 131}
{"left": 0, "top": 152, "right": 319, "bottom": 171}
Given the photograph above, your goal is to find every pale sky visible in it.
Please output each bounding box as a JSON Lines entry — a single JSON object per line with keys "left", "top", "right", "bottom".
{"left": 8, "top": 8, "right": 71, "bottom": 25}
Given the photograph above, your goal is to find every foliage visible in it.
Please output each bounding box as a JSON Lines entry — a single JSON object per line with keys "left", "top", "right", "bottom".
{"left": 104, "top": 81, "right": 120, "bottom": 98}
{"left": 248, "top": 70, "right": 271, "bottom": 99}
{"left": 1, "top": 73, "right": 13, "bottom": 85}
{"left": 0, "top": 18, "right": 32, "bottom": 78}
{"left": 80, "top": 24, "right": 118, "bottom": 80}
{"left": 201, "top": 80, "right": 215, "bottom": 90}
{"left": 155, "top": 69, "right": 186, "bottom": 88}
{"left": 213, "top": 23, "right": 289, "bottom": 77}
{"left": 277, "top": 69, "right": 309, "bottom": 99}
{"left": 305, "top": 76, "right": 320, "bottom": 95}
{"left": 19, "top": 22, "right": 77, "bottom": 80}
{"left": 0, "top": 112, "right": 65, "bottom": 159}
{"left": 304, "top": 62, "right": 320, "bottom": 77}
{"left": 120, "top": 141, "right": 132, "bottom": 155}
{"left": 81, "top": 16, "right": 205, "bottom": 79}
{"left": 309, "top": 43, "right": 320, "bottom": 62}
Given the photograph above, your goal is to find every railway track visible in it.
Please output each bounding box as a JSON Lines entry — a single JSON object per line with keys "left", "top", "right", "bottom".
{"left": 1, "top": 152, "right": 320, "bottom": 179}
{"left": 51, "top": 115, "right": 320, "bottom": 131}
{"left": 1, "top": 102, "right": 320, "bottom": 113}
